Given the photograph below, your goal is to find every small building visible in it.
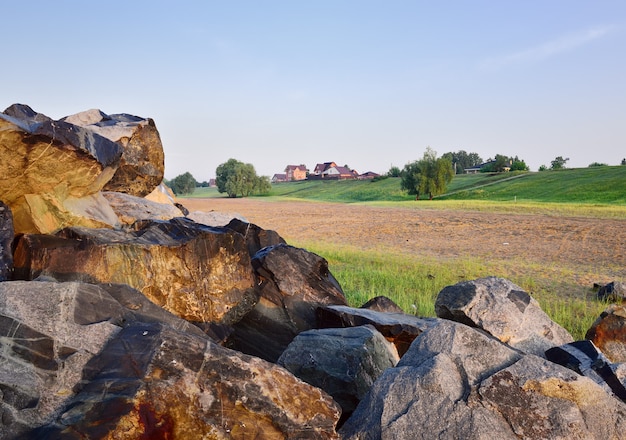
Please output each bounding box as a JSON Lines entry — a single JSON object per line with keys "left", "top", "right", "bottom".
{"left": 284, "top": 164, "right": 308, "bottom": 181}
{"left": 324, "top": 165, "right": 358, "bottom": 180}
{"left": 312, "top": 162, "right": 337, "bottom": 176}
{"left": 271, "top": 173, "right": 288, "bottom": 183}
{"left": 358, "top": 171, "right": 380, "bottom": 180}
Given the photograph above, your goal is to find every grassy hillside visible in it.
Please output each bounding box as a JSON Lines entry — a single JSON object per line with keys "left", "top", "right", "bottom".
{"left": 187, "top": 166, "right": 626, "bottom": 205}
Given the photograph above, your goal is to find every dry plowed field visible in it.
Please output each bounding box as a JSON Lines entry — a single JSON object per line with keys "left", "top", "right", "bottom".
{"left": 181, "top": 198, "right": 626, "bottom": 291}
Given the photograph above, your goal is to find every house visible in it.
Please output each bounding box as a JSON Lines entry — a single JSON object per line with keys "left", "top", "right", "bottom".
{"left": 358, "top": 171, "right": 380, "bottom": 180}
{"left": 312, "top": 162, "right": 337, "bottom": 176}
{"left": 324, "top": 165, "right": 358, "bottom": 180}
{"left": 271, "top": 173, "right": 288, "bottom": 183}
{"left": 284, "top": 164, "right": 308, "bottom": 181}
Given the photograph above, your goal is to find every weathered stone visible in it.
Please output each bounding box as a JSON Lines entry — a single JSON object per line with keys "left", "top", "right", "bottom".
{"left": 1, "top": 104, "right": 122, "bottom": 234}
{"left": 102, "top": 191, "right": 185, "bottom": 225}
{"left": 224, "top": 218, "right": 286, "bottom": 257}
{"left": 435, "top": 276, "right": 573, "bottom": 357}
{"left": 546, "top": 340, "right": 626, "bottom": 401}
{"left": 317, "top": 304, "right": 438, "bottom": 356}
{"left": 63, "top": 109, "right": 165, "bottom": 197}
{"left": 229, "top": 244, "right": 347, "bottom": 362}
{"left": 596, "top": 281, "right": 626, "bottom": 302}
{"left": 30, "top": 322, "right": 341, "bottom": 439}
{"left": 0, "top": 201, "right": 14, "bottom": 281}
{"left": 586, "top": 304, "right": 626, "bottom": 363}
{"left": 12, "top": 218, "right": 258, "bottom": 324}
{"left": 341, "top": 319, "right": 626, "bottom": 439}
{"left": 360, "top": 295, "right": 404, "bottom": 313}
{"left": 0, "top": 281, "right": 123, "bottom": 437}
{"left": 278, "top": 325, "right": 399, "bottom": 423}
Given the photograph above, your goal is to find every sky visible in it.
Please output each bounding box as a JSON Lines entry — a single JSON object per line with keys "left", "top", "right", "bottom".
{"left": 2, "top": 1, "right": 625, "bottom": 180}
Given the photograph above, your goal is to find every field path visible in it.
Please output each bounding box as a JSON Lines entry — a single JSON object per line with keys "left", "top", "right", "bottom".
{"left": 181, "top": 198, "right": 626, "bottom": 282}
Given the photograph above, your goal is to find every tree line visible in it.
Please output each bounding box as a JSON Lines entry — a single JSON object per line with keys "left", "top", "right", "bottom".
{"left": 166, "top": 158, "right": 271, "bottom": 197}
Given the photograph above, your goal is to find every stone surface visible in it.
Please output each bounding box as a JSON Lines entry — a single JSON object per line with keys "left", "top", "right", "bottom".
{"left": 30, "top": 322, "right": 341, "bottom": 439}
{"left": 435, "top": 276, "right": 573, "bottom": 356}
{"left": 63, "top": 109, "right": 165, "bottom": 197}
{"left": 586, "top": 304, "right": 626, "bottom": 363}
{"left": 229, "top": 244, "right": 347, "bottom": 362}
{"left": 278, "top": 325, "right": 399, "bottom": 423}
{"left": 12, "top": 218, "right": 258, "bottom": 324}
{"left": 317, "top": 304, "right": 438, "bottom": 356}
{"left": 596, "top": 281, "right": 626, "bottom": 302}
{"left": 341, "top": 319, "right": 626, "bottom": 439}
{"left": 546, "top": 340, "right": 626, "bottom": 401}
{"left": 1, "top": 104, "right": 122, "bottom": 234}
{"left": 0, "top": 281, "right": 124, "bottom": 437}
{"left": 0, "top": 201, "right": 14, "bottom": 281}
{"left": 224, "top": 218, "right": 286, "bottom": 257}
{"left": 360, "top": 295, "right": 404, "bottom": 313}
{"left": 102, "top": 191, "right": 185, "bottom": 225}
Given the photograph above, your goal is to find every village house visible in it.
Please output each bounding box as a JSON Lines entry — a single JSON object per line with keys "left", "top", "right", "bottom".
{"left": 357, "top": 171, "right": 380, "bottom": 180}
{"left": 312, "top": 162, "right": 337, "bottom": 176}
{"left": 271, "top": 173, "right": 288, "bottom": 183}
{"left": 284, "top": 164, "right": 308, "bottom": 181}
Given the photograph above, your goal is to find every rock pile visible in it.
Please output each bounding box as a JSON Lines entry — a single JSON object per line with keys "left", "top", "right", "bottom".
{"left": 2, "top": 104, "right": 626, "bottom": 439}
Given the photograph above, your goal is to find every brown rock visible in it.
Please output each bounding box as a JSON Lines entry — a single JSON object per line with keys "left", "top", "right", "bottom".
{"left": 360, "top": 296, "right": 405, "bottom": 313}
{"left": 0, "top": 104, "right": 122, "bottom": 234}
{"left": 63, "top": 109, "right": 165, "bottom": 197}
{"left": 12, "top": 218, "right": 258, "bottom": 324}
{"left": 225, "top": 218, "right": 286, "bottom": 257}
{"left": 586, "top": 304, "right": 626, "bottom": 363}
{"left": 229, "top": 244, "right": 347, "bottom": 362}
{"left": 31, "top": 322, "right": 341, "bottom": 439}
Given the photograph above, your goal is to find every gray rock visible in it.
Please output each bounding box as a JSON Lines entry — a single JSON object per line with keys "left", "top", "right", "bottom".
{"left": 0, "top": 201, "right": 14, "bottom": 281}
{"left": 278, "top": 325, "right": 399, "bottom": 422}
{"left": 229, "top": 244, "right": 347, "bottom": 362}
{"left": 341, "top": 319, "right": 626, "bottom": 439}
{"left": 435, "top": 276, "right": 573, "bottom": 357}
{"left": 596, "top": 281, "right": 626, "bottom": 302}
{"left": 360, "top": 296, "right": 404, "bottom": 313}
{"left": 317, "top": 304, "right": 438, "bottom": 356}
{"left": 224, "top": 218, "right": 286, "bottom": 257}
{"left": 186, "top": 210, "right": 247, "bottom": 227}
{"left": 0, "top": 281, "right": 123, "bottom": 437}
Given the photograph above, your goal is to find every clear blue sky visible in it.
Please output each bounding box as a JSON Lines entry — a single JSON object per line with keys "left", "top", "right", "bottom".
{"left": 3, "top": 1, "right": 625, "bottom": 180}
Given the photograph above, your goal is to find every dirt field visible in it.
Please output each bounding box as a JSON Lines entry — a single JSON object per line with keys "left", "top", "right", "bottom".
{"left": 181, "top": 198, "right": 626, "bottom": 289}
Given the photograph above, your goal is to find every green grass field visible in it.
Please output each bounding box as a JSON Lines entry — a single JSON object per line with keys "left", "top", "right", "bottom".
{"left": 185, "top": 167, "right": 626, "bottom": 339}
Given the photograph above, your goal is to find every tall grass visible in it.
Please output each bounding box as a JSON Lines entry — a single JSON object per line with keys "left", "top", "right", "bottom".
{"left": 294, "top": 241, "right": 608, "bottom": 340}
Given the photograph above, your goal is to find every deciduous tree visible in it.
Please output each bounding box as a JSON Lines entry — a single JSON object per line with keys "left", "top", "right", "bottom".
{"left": 216, "top": 158, "right": 271, "bottom": 198}
{"left": 401, "top": 148, "right": 454, "bottom": 199}
{"left": 168, "top": 172, "right": 197, "bottom": 195}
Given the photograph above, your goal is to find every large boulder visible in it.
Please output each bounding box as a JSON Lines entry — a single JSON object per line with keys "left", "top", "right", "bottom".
{"left": 0, "top": 104, "right": 123, "bottom": 234}
{"left": 224, "top": 218, "right": 286, "bottom": 257}
{"left": 596, "top": 281, "right": 626, "bottom": 302}
{"left": 229, "top": 244, "right": 347, "bottom": 362}
{"left": 0, "top": 281, "right": 125, "bottom": 437}
{"left": 586, "top": 304, "right": 626, "bottom": 363}
{"left": 278, "top": 325, "right": 399, "bottom": 423}
{"left": 30, "top": 322, "right": 341, "bottom": 439}
{"left": 317, "top": 304, "right": 438, "bottom": 356}
{"left": 63, "top": 109, "right": 165, "bottom": 197}
{"left": 435, "top": 276, "right": 573, "bottom": 357}
{"left": 340, "top": 319, "right": 626, "bottom": 439}
{"left": 0, "top": 201, "right": 14, "bottom": 281}
{"left": 12, "top": 218, "right": 258, "bottom": 324}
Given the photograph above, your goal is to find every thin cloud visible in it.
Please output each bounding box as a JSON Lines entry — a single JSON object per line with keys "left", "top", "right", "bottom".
{"left": 480, "top": 25, "right": 616, "bottom": 70}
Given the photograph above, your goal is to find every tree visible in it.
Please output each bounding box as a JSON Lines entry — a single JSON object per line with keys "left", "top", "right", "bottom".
{"left": 621, "top": 158, "right": 626, "bottom": 166}
{"left": 510, "top": 156, "right": 529, "bottom": 171}
{"left": 550, "top": 156, "right": 569, "bottom": 170}
{"left": 441, "top": 150, "right": 483, "bottom": 174}
{"left": 401, "top": 148, "right": 454, "bottom": 200}
{"left": 215, "top": 158, "right": 271, "bottom": 198}
{"left": 538, "top": 164, "right": 548, "bottom": 171}
{"left": 387, "top": 165, "right": 402, "bottom": 177}
{"left": 169, "top": 172, "right": 197, "bottom": 195}
{"left": 588, "top": 162, "right": 608, "bottom": 167}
